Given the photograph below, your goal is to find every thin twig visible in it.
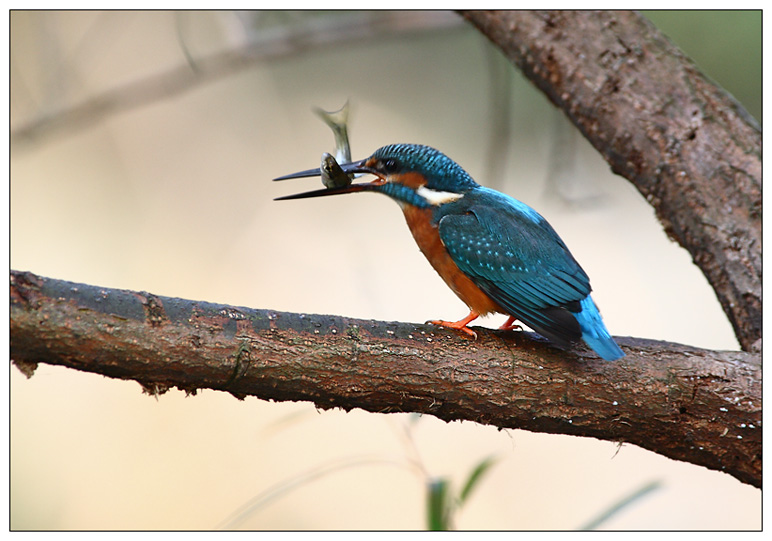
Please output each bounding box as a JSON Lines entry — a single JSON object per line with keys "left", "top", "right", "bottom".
{"left": 11, "top": 11, "right": 461, "bottom": 144}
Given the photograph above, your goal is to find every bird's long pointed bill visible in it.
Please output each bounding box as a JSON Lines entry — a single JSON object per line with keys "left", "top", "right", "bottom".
{"left": 273, "top": 159, "right": 381, "bottom": 201}
{"left": 274, "top": 183, "right": 375, "bottom": 201}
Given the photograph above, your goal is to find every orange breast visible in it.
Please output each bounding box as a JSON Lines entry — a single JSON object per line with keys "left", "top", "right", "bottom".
{"left": 402, "top": 205, "right": 503, "bottom": 316}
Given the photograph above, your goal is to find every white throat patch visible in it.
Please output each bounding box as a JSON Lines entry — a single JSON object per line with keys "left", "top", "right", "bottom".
{"left": 416, "top": 186, "right": 464, "bottom": 206}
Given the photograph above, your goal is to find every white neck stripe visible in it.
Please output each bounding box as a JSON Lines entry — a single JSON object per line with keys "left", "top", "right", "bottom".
{"left": 416, "top": 186, "right": 464, "bottom": 206}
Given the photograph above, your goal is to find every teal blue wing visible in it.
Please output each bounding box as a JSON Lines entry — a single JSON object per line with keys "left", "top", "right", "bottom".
{"left": 437, "top": 194, "right": 591, "bottom": 346}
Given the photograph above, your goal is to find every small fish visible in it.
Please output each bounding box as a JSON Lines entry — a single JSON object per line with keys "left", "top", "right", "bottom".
{"left": 319, "top": 152, "right": 352, "bottom": 189}
{"left": 313, "top": 101, "right": 352, "bottom": 165}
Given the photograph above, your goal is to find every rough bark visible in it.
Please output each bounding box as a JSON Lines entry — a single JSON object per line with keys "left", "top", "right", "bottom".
{"left": 460, "top": 10, "right": 761, "bottom": 352}
{"left": 10, "top": 271, "right": 761, "bottom": 488}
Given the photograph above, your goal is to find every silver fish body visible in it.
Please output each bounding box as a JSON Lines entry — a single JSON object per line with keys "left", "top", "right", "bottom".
{"left": 319, "top": 152, "right": 352, "bottom": 189}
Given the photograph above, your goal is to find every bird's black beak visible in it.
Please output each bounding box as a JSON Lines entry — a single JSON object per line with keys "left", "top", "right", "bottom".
{"left": 273, "top": 159, "right": 385, "bottom": 201}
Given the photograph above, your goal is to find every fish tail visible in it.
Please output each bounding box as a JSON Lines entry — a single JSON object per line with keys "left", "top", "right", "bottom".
{"left": 313, "top": 101, "right": 351, "bottom": 163}
{"left": 313, "top": 100, "right": 349, "bottom": 129}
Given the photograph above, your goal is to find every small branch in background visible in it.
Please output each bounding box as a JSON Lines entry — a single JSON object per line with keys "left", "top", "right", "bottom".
{"left": 11, "top": 11, "right": 461, "bottom": 145}
{"left": 218, "top": 455, "right": 416, "bottom": 529}
{"left": 10, "top": 271, "right": 761, "bottom": 488}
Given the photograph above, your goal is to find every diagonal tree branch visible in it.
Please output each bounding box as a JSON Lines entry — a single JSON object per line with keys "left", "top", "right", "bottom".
{"left": 460, "top": 10, "right": 761, "bottom": 352}
{"left": 10, "top": 271, "right": 761, "bottom": 488}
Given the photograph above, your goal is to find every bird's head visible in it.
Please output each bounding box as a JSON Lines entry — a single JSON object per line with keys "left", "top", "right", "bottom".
{"left": 274, "top": 144, "right": 479, "bottom": 208}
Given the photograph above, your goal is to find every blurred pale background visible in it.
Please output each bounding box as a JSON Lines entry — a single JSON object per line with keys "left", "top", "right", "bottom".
{"left": 10, "top": 11, "right": 760, "bottom": 530}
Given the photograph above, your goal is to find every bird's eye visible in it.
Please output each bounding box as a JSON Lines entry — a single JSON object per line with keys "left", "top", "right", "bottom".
{"left": 380, "top": 158, "right": 399, "bottom": 173}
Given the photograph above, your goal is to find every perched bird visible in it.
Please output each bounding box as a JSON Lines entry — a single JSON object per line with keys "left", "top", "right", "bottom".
{"left": 274, "top": 143, "right": 624, "bottom": 360}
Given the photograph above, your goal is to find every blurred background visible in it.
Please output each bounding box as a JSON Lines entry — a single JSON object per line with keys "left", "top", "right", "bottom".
{"left": 10, "top": 11, "right": 760, "bottom": 530}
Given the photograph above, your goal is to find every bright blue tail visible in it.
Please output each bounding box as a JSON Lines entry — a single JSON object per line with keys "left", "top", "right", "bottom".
{"left": 575, "top": 296, "right": 625, "bottom": 360}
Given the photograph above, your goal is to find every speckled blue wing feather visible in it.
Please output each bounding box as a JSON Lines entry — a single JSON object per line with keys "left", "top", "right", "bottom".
{"left": 436, "top": 188, "right": 624, "bottom": 360}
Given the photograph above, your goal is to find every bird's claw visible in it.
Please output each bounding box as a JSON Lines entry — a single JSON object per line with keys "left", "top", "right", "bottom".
{"left": 499, "top": 316, "right": 522, "bottom": 332}
{"left": 427, "top": 319, "right": 478, "bottom": 339}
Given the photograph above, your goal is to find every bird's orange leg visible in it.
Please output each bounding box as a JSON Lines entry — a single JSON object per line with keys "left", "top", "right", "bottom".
{"left": 428, "top": 310, "right": 480, "bottom": 339}
{"left": 499, "top": 316, "right": 522, "bottom": 331}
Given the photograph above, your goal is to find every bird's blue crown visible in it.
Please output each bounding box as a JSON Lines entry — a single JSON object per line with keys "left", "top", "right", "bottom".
{"left": 372, "top": 144, "right": 479, "bottom": 193}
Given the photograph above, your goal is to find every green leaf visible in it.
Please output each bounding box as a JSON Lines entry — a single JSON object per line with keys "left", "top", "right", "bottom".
{"left": 458, "top": 456, "right": 497, "bottom": 505}
{"left": 427, "top": 478, "right": 452, "bottom": 530}
{"left": 579, "top": 479, "right": 662, "bottom": 530}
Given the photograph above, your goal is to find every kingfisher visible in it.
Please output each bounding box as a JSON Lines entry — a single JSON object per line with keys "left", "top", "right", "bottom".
{"left": 274, "top": 143, "right": 625, "bottom": 360}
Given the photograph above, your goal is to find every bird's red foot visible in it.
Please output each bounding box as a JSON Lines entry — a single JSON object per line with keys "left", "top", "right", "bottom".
{"left": 428, "top": 311, "right": 480, "bottom": 339}
{"left": 499, "top": 316, "right": 522, "bottom": 331}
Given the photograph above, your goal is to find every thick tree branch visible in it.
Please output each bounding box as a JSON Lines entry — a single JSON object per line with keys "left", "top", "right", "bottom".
{"left": 460, "top": 10, "right": 761, "bottom": 352}
{"left": 10, "top": 271, "right": 761, "bottom": 488}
